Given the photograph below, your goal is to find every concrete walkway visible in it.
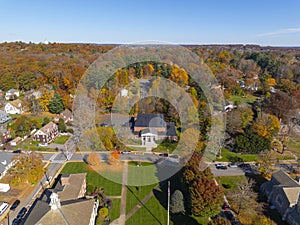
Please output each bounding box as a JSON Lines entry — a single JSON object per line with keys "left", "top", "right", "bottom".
{"left": 125, "top": 191, "right": 154, "bottom": 221}
{"left": 110, "top": 161, "right": 128, "bottom": 225}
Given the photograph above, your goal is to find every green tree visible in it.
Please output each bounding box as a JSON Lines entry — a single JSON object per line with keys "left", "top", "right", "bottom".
{"left": 58, "top": 118, "right": 66, "bottom": 132}
{"left": 170, "top": 190, "right": 185, "bottom": 214}
{"left": 48, "top": 93, "right": 65, "bottom": 114}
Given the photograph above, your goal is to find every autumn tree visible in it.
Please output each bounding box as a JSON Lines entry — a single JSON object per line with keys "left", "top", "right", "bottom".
{"left": 251, "top": 113, "right": 280, "bottom": 139}
{"left": 108, "top": 151, "right": 120, "bottom": 165}
{"left": 181, "top": 153, "right": 223, "bottom": 217}
{"left": 169, "top": 65, "right": 189, "bottom": 87}
{"left": 86, "top": 152, "right": 101, "bottom": 166}
{"left": 4, "top": 152, "right": 44, "bottom": 186}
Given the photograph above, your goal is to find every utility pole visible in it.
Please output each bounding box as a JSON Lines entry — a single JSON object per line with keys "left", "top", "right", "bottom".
{"left": 167, "top": 181, "right": 170, "bottom": 225}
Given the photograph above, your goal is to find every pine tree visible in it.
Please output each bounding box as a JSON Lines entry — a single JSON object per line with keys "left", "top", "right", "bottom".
{"left": 48, "top": 93, "right": 65, "bottom": 114}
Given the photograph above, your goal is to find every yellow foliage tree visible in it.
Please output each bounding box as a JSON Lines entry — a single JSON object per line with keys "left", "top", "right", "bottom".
{"left": 169, "top": 66, "right": 189, "bottom": 87}
{"left": 251, "top": 114, "right": 280, "bottom": 138}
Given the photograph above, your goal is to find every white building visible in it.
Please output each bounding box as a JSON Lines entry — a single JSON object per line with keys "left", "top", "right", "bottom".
{"left": 5, "top": 89, "right": 20, "bottom": 100}
{"left": 4, "top": 99, "right": 23, "bottom": 114}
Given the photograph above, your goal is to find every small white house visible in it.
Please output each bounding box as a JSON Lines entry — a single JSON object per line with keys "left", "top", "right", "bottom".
{"left": 5, "top": 89, "right": 20, "bottom": 100}
{"left": 4, "top": 99, "right": 23, "bottom": 114}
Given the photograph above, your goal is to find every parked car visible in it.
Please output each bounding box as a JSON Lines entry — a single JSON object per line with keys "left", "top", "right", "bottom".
{"left": 10, "top": 200, "right": 20, "bottom": 211}
{"left": 17, "top": 207, "right": 27, "bottom": 219}
{"left": 228, "top": 163, "right": 238, "bottom": 168}
{"left": 159, "top": 153, "right": 169, "bottom": 157}
{"left": 121, "top": 150, "right": 131, "bottom": 154}
{"left": 215, "top": 163, "right": 227, "bottom": 170}
{"left": 12, "top": 218, "right": 22, "bottom": 225}
{"left": 238, "top": 163, "right": 251, "bottom": 168}
{"left": 12, "top": 150, "right": 21, "bottom": 154}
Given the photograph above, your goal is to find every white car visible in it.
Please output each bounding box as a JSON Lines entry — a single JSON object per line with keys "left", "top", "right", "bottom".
{"left": 228, "top": 163, "right": 238, "bottom": 168}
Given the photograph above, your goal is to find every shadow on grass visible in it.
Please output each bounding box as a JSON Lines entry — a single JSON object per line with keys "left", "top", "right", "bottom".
{"left": 127, "top": 186, "right": 163, "bottom": 225}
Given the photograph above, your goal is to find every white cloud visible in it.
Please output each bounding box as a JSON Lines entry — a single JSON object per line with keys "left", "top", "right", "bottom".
{"left": 256, "top": 27, "right": 300, "bottom": 37}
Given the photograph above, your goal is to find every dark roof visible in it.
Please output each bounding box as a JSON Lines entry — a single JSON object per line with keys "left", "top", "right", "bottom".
{"left": 271, "top": 170, "right": 300, "bottom": 187}
{"left": 60, "top": 109, "right": 73, "bottom": 120}
{"left": 166, "top": 122, "right": 177, "bottom": 136}
{"left": 135, "top": 114, "right": 165, "bottom": 128}
{"left": 141, "top": 128, "right": 158, "bottom": 135}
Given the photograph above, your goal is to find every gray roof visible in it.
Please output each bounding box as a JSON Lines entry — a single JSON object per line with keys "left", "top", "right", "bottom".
{"left": 165, "top": 122, "right": 177, "bottom": 136}
{"left": 135, "top": 114, "right": 165, "bottom": 128}
{"left": 0, "top": 110, "right": 10, "bottom": 123}
{"left": 6, "top": 89, "right": 18, "bottom": 93}
{"left": 271, "top": 170, "right": 300, "bottom": 187}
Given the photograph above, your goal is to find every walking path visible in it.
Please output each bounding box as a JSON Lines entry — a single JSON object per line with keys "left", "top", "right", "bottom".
{"left": 125, "top": 191, "right": 154, "bottom": 221}
{"left": 110, "top": 161, "right": 128, "bottom": 225}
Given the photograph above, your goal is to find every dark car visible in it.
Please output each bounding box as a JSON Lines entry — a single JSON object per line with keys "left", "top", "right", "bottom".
{"left": 13, "top": 150, "right": 21, "bottom": 154}
{"left": 12, "top": 218, "right": 22, "bottom": 225}
{"left": 10, "top": 200, "right": 20, "bottom": 211}
{"left": 12, "top": 218, "right": 21, "bottom": 225}
{"left": 159, "top": 153, "right": 169, "bottom": 157}
{"left": 215, "top": 163, "right": 227, "bottom": 170}
{"left": 17, "top": 207, "right": 27, "bottom": 218}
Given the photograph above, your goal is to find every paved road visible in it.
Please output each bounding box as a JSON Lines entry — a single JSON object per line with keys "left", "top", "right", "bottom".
{"left": 210, "top": 164, "right": 246, "bottom": 177}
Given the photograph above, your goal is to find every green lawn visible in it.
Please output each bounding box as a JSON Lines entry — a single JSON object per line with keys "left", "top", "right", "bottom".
{"left": 219, "top": 148, "right": 257, "bottom": 162}
{"left": 126, "top": 184, "right": 157, "bottom": 214}
{"left": 230, "top": 94, "right": 258, "bottom": 104}
{"left": 216, "top": 176, "right": 247, "bottom": 194}
{"left": 152, "top": 142, "right": 177, "bottom": 153}
{"left": 60, "top": 162, "right": 122, "bottom": 196}
{"left": 126, "top": 195, "right": 171, "bottom": 225}
{"left": 127, "top": 162, "right": 159, "bottom": 186}
{"left": 17, "top": 139, "right": 56, "bottom": 152}
{"left": 110, "top": 199, "right": 121, "bottom": 221}
{"left": 52, "top": 135, "right": 69, "bottom": 144}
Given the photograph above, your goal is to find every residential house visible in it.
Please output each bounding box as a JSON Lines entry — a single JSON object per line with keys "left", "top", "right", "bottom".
{"left": 5, "top": 89, "right": 20, "bottom": 100}
{"left": 0, "top": 110, "right": 10, "bottom": 124}
{"left": 33, "top": 122, "right": 58, "bottom": 144}
{"left": 133, "top": 114, "right": 178, "bottom": 150}
{"left": 59, "top": 109, "right": 73, "bottom": 123}
{"left": 286, "top": 194, "right": 300, "bottom": 225}
{"left": 4, "top": 99, "right": 23, "bottom": 114}
{"left": 23, "top": 173, "right": 99, "bottom": 225}
{"left": 261, "top": 170, "right": 300, "bottom": 223}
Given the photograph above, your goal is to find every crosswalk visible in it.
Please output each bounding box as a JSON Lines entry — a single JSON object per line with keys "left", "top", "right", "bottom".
{"left": 51, "top": 159, "right": 67, "bottom": 164}
{"left": 49, "top": 153, "right": 60, "bottom": 161}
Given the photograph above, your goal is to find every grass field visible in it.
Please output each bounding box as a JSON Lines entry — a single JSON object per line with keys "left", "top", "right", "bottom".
{"left": 126, "top": 184, "right": 157, "bottom": 214}
{"left": 126, "top": 195, "right": 171, "bottom": 225}
{"left": 219, "top": 148, "right": 257, "bottom": 162}
{"left": 110, "top": 199, "right": 121, "bottom": 221}
{"left": 52, "top": 135, "right": 69, "bottom": 144}
{"left": 60, "top": 162, "right": 122, "bottom": 196}
{"left": 287, "top": 137, "right": 300, "bottom": 158}
{"left": 127, "top": 162, "right": 159, "bottom": 186}
{"left": 216, "top": 176, "right": 247, "bottom": 194}
{"left": 230, "top": 94, "right": 258, "bottom": 104}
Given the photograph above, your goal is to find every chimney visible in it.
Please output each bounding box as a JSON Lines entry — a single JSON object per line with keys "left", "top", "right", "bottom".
{"left": 49, "top": 192, "right": 61, "bottom": 210}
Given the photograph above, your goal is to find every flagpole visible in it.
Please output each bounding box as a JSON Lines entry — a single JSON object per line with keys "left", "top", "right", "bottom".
{"left": 167, "top": 180, "right": 170, "bottom": 225}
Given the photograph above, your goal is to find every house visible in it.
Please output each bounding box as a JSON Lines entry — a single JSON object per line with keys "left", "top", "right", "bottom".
{"left": 59, "top": 109, "right": 73, "bottom": 123}
{"left": 5, "top": 89, "right": 20, "bottom": 100}
{"left": 33, "top": 122, "right": 58, "bottom": 144}
{"left": 10, "top": 137, "right": 22, "bottom": 146}
{"left": 4, "top": 99, "right": 23, "bottom": 114}
{"left": 23, "top": 173, "right": 98, "bottom": 225}
{"left": 133, "top": 114, "right": 178, "bottom": 150}
{"left": 261, "top": 170, "right": 300, "bottom": 223}
{"left": 0, "top": 110, "right": 11, "bottom": 124}
{"left": 120, "top": 88, "right": 128, "bottom": 97}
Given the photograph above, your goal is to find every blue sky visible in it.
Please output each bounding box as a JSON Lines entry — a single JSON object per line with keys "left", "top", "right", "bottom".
{"left": 0, "top": 0, "right": 300, "bottom": 46}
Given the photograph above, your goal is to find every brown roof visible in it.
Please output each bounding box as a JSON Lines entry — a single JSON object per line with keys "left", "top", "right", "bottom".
{"left": 24, "top": 198, "right": 95, "bottom": 225}
{"left": 40, "top": 122, "right": 58, "bottom": 134}
{"left": 283, "top": 187, "right": 300, "bottom": 205}
{"left": 60, "top": 109, "right": 72, "bottom": 120}
{"left": 9, "top": 99, "right": 22, "bottom": 108}
{"left": 55, "top": 173, "right": 86, "bottom": 201}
